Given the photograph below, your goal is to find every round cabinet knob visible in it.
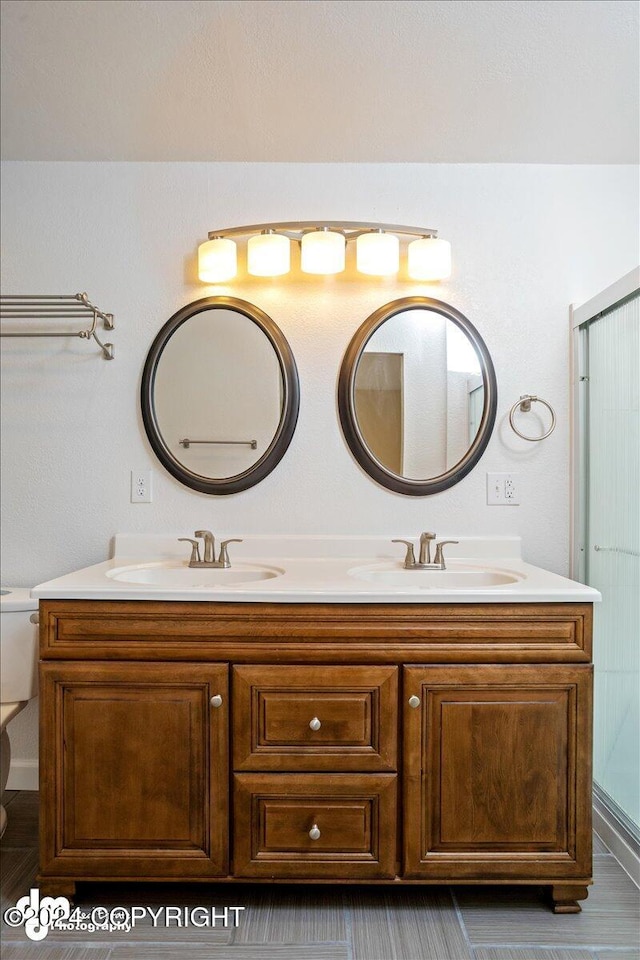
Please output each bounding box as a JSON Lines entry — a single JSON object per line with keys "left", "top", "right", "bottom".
{"left": 29, "top": 612, "right": 39, "bottom": 625}
{"left": 309, "top": 717, "right": 322, "bottom": 731}
{"left": 210, "top": 694, "right": 223, "bottom": 708}
{"left": 309, "top": 824, "right": 321, "bottom": 840}
{"left": 408, "top": 695, "right": 421, "bottom": 709}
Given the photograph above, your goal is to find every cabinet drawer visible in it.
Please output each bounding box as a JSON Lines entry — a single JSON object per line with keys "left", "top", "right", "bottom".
{"left": 233, "top": 665, "right": 397, "bottom": 771}
{"left": 234, "top": 773, "right": 397, "bottom": 878}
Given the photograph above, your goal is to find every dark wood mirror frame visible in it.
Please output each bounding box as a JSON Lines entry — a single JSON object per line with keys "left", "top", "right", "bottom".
{"left": 141, "top": 296, "right": 300, "bottom": 495}
{"left": 338, "top": 296, "right": 498, "bottom": 496}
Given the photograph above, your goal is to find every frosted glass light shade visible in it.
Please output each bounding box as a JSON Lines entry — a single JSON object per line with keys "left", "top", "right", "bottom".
{"left": 356, "top": 232, "right": 400, "bottom": 276}
{"left": 247, "top": 232, "right": 291, "bottom": 277}
{"left": 198, "top": 238, "right": 237, "bottom": 282}
{"left": 300, "top": 230, "right": 345, "bottom": 274}
{"left": 407, "top": 237, "right": 452, "bottom": 281}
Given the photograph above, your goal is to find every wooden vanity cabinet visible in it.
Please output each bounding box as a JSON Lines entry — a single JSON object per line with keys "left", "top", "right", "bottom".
{"left": 38, "top": 600, "right": 593, "bottom": 912}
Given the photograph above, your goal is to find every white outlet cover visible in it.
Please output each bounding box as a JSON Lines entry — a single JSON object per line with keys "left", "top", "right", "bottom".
{"left": 130, "top": 469, "right": 152, "bottom": 503}
{"left": 487, "top": 472, "right": 520, "bottom": 505}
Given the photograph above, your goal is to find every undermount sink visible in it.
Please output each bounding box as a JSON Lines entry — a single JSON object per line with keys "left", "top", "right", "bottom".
{"left": 348, "top": 562, "right": 523, "bottom": 589}
{"left": 106, "top": 561, "right": 284, "bottom": 588}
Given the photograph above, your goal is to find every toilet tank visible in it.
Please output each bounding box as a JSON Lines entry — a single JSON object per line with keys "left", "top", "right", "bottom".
{"left": 0, "top": 588, "right": 38, "bottom": 703}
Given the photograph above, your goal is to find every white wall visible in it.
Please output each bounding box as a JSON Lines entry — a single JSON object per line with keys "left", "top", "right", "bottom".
{"left": 1, "top": 162, "right": 638, "bottom": 773}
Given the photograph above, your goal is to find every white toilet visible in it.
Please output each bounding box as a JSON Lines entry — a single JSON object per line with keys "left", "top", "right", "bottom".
{"left": 1, "top": 587, "right": 39, "bottom": 837}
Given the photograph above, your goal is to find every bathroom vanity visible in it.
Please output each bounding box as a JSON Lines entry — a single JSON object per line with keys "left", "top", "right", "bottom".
{"left": 34, "top": 536, "right": 598, "bottom": 913}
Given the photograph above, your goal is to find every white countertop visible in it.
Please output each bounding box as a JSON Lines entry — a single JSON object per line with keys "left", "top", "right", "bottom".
{"left": 31, "top": 535, "right": 601, "bottom": 604}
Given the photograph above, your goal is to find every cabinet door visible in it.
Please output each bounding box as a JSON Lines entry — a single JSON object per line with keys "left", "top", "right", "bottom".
{"left": 40, "top": 662, "right": 228, "bottom": 879}
{"left": 403, "top": 664, "right": 592, "bottom": 880}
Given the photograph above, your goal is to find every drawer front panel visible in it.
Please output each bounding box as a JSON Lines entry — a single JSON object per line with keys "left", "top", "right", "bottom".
{"left": 233, "top": 664, "right": 397, "bottom": 771}
{"left": 234, "top": 773, "right": 397, "bottom": 878}
{"left": 263, "top": 801, "right": 371, "bottom": 854}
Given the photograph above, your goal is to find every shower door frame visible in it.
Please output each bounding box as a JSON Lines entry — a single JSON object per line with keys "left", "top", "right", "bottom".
{"left": 570, "top": 266, "right": 640, "bottom": 582}
{"left": 569, "top": 265, "right": 640, "bottom": 885}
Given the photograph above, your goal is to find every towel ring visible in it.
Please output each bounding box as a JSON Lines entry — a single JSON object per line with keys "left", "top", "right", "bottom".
{"left": 508, "top": 395, "right": 556, "bottom": 441}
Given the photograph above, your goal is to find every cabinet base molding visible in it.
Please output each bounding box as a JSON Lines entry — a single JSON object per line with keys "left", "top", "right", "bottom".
{"left": 36, "top": 876, "right": 593, "bottom": 903}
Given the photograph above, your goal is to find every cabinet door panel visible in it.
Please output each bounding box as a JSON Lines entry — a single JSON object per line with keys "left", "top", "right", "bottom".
{"left": 439, "top": 698, "right": 567, "bottom": 847}
{"left": 403, "top": 664, "right": 592, "bottom": 880}
{"left": 40, "top": 662, "right": 228, "bottom": 878}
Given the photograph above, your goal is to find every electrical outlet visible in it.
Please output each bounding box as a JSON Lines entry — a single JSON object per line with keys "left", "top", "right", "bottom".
{"left": 487, "top": 472, "right": 520, "bottom": 505}
{"left": 130, "top": 469, "right": 152, "bottom": 503}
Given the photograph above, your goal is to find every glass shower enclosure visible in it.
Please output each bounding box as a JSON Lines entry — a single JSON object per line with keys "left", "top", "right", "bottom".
{"left": 572, "top": 269, "right": 640, "bottom": 852}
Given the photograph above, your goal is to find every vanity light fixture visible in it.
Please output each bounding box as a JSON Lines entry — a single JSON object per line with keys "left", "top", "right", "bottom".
{"left": 300, "top": 228, "right": 346, "bottom": 275}
{"left": 198, "top": 237, "right": 237, "bottom": 283}
{"left": 197, "top": 221, "right": 452, "bottom": 282}
{"left": 407, "top": 236, "right": 452, "bottom": 281}
{"left": 356, "top": 229, "right": 400, "bottom": 276}
{"left": 247, "top": 230, "right": 290, "bottom": 277}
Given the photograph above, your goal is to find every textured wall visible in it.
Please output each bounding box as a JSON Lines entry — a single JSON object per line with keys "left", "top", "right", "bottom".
{"left": 1, "top": 161, "right": 638, "bottom": 772}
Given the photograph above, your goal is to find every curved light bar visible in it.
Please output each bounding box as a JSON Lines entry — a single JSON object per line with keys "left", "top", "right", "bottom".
{"left": 198, "top": 221, "right": 451, "bottom": 282}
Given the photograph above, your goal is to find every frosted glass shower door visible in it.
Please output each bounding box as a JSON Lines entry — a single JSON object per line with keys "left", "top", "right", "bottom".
{"left": 576, "top": 283, "right": 639, "bottom": 833}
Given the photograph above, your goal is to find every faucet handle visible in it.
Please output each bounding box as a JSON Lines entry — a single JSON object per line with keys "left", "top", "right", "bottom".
{"left": 392, "top": 539, "right": 416, "bottom": 567}
{"left": 218, "top": 538, "right": 243, "bottom": 567}
{"left": 178, "top": 538, "right": 201, "bottom": 564}
{"left": 433, "top": 540, "right": 459, "bottom": 567}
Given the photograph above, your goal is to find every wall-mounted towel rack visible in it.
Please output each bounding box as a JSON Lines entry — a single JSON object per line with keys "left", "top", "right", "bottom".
{"left": 508, "top": 394, "right": 556, "bottom": 441}
{"left": 594, "top": 545, "right": 639, "bottom": 558}
{"left": 179, "top": 438, "right": 258, "bottom": 449}
{"left": 0, "top": 293, "right": 115, "bottom": 359}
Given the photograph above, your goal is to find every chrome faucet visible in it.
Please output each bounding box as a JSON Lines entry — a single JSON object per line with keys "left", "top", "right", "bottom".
{"left": 392, "top": 533, "right": 459, "bottom": 570}
{"left": 178, "top": 530, "right": 243, "bottom": 568}
{"left": 419, "top": 531, "right": 436, "bottom": 565}
{"left": 195, "top": 529, "right": 215, "bottom": 564}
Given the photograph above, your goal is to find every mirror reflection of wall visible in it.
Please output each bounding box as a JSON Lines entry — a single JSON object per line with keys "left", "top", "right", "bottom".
{"left": 444, "top": 321, "right": 483, "bottom": 467}
{"left": 355, "top": 310, "right": 483, "bottom": 478}
{"left": 154, "top": 309, "right": 283, "bottom": 479}
{"left": 142, "top": 296, "right": 300, "bottom": 494}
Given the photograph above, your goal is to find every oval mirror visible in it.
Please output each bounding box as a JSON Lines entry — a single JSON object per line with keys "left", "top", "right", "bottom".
{"left": 141, "top": 296, "right": 299, "bottom": 494}
{"left": 338, "top": 297, "right": 497, "bottom": 495}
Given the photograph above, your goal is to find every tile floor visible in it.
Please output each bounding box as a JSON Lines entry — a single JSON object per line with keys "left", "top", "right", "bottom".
{"left": 1, "top": 791, "right": 639, "bottom": 960}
